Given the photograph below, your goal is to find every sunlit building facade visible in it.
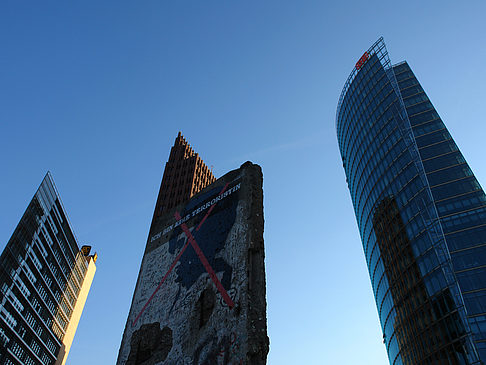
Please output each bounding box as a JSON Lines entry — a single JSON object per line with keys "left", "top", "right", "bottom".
{"left": 0, "top": 173, "right": 97, "bottom": 365}
{"left": 152, "top": 131, "right": 216, "bottom": 220}
{"left": 337, "top": 38, "right": 486, "bottom": 364}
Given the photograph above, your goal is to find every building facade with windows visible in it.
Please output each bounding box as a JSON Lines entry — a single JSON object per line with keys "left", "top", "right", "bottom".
{"left": 151, "top": 131, "right": 216, "bottom": 224}
{"left": 336, "top": 38, "right": 486, "bottom": 364}
{"left": 0, "top": 173, "right": 97, "bottom": 365}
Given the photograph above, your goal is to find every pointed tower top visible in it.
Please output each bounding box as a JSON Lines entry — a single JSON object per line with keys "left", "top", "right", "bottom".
{"left": 151, "top": 132, "right": 217, "bottom": 219}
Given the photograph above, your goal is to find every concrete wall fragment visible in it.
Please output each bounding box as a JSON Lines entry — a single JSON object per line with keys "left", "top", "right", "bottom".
{"left": 117, "top": 162, "right": 268, "bottom": 365}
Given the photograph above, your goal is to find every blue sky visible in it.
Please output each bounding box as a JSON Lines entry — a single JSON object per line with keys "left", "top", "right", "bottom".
{"left": 1, "top": 1, "right": 485, "bottom": 364}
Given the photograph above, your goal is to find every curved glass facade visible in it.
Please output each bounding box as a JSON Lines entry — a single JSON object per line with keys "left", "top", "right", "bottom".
{"left": 337, "top": 38, "right": 486, "bottom": 364}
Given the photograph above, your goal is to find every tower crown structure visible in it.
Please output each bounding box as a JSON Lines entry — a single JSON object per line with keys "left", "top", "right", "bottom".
{"left": 152, "top": 132, "right": 216, "bottom": 222}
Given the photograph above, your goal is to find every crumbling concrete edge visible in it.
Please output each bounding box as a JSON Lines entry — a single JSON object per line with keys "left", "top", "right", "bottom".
{"left": 241, "top": 161, "right": 269, "bottom": 364}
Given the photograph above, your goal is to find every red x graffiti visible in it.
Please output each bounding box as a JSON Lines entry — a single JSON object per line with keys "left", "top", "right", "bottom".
{"left": 132, "top": 183, "right": 234, "bottom": 327}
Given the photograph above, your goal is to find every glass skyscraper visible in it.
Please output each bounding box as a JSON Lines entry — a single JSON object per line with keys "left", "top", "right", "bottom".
{"left": 0, "top": 173, "right": 97, "bottom": 365}
{"left": 336, "top": 38, "right": 486, "bottom": 364}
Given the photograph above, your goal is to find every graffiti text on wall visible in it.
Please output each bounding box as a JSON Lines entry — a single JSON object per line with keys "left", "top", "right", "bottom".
{"left": 150, "top": 182, "right": 241, "bottom": 242}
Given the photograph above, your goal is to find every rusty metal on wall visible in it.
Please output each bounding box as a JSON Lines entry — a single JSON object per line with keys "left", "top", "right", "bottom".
{"left": 117, "top": 162, "right": 268, "bottom": 365}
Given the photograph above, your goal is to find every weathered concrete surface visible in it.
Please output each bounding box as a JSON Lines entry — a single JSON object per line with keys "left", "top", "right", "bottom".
{"left": 126, "top": 323, "right": 172, "bottom": 365}
{"left": 117, "top": 162, "right": 268, "bottom": 364}
{"left": 243, "top": 162, "right": 268, "bottom": 364}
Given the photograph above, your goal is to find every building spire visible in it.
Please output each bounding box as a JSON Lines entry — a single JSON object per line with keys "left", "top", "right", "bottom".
{"left": 151, "top": 133, "right": 216, "bottom": 221}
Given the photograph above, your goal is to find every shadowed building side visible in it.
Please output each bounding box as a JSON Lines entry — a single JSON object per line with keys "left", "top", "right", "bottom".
{"left": 374, "top": 197, "right": 468, "bottom": 364}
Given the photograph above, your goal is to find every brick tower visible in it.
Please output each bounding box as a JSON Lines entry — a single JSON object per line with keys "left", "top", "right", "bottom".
{"left": 151, "top": 132, "right": 216, "bottom": 222}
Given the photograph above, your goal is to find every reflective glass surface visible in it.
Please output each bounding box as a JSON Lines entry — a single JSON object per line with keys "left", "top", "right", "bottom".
{"left": 395, "top": 62, "right": 486, "bottom": 360}
{"left": 337, "top": 39, "right": 485, "bottom": 364}
{"left": 0, "top": 174, "right": 89, "bottom": 365}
